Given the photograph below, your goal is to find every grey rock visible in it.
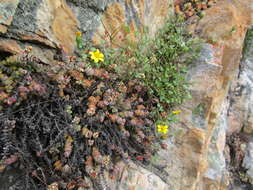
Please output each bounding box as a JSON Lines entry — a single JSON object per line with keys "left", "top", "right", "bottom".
{"left": 226, "top": 28, "right": 253, "bottom": 135}
{"left": 242, "top": 142, "right": 253, "bottom": 181}
{"left": 87, "top": 0, "right": 109, "bottom": 11}
{"left": 0, "top": 0, "right": 20, "bottom": 28}
{"left": 9, "top": 0, "right": 41, "bottom": 34}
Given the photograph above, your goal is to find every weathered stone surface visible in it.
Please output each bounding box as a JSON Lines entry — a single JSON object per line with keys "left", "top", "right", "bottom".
{"left": 103, "top": 161, "right": 170, "bottom": 190}
{"left": 0, "top": 0, "right": 19, "bottom": 33}
{"left": 225, "top": 28, "right": 253, "bottom": 188}
{"left": 242, "top": 142, "right": 253, "bottom": 182}
{"left": 6, "top": 0, "right": 79, "bottom": 53}
{"left": 0, "top": 0, "right": 173, "bottom": 57}
{"left": 0, "top": 37, "right": 22, "bottom": 55}
{"left": 195, "top": 0, "right": 252, "bottom": 48}
{"left": 92, "top": 0, "right": 173, "bottom": 46}
{"left": 226, "top": 29, "right": 253, "bottom": 135}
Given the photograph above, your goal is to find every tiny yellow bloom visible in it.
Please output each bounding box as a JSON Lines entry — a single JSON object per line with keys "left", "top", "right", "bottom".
{"left": 76, "top": 31, "right": 82, "bottom": 36}
{"left": 157, "top": 125, "right": 168, "bottom": 135}
{"left": 89, "top": 49, "right": 104, "bottom": 63}
{"left": 172, "top": 110, "right": 181, "bottom": 115}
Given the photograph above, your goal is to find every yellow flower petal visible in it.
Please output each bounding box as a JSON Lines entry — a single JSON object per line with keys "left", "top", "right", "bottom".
{"left": 89, "top": 49, "right": 104, "bottom": 63}
{"left": 100, "top": 53, "right": 104, "bottom": 58}
{"left": 172, "top": 110, "right": 181, "bottom": 115}
{"left": 76, "top": 31, "right": 82, "bottom": 36}
{"left": 157, "top": 125, "right": 168, "bottom": 134}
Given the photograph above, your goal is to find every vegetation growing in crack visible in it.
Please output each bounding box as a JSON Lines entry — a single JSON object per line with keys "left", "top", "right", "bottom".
{"left": 0, "top": 17, "right": 201, "bottom": 189}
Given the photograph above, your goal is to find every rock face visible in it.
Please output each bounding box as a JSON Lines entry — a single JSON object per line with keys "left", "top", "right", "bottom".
{"left": 0, "top": 0, "right": 253, "bottom": 190}
{"left": 154, "top": 1, "right": 253, "bottom": 189}
{"left": 0, "top": 0, "right": 173, "bottom": 60}
{"left": 230, "top": 28, "right": 253, "bottom": 187}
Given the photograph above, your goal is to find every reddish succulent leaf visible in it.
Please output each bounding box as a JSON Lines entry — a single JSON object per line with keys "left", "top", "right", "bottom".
{"left": 130, "top": 118, "right": 144, "bottom": 127}
{"left": 0, "top": 92, "right": 8, "bottom": 101}
{"left": 66, "top": 183, "right": 75, "bottom": 190}
{"left": 29, "top": 81, "right": 46, "bottom": 95}
{"left": 5, "top": 97, "right": 17, "bottom": 105}
{"left": 136, "top": 155, "right": 144, "bottom": 161}
{"left": 136, "top": 105, "right": 145, "bottom": 110}
{"left": 85, "top": 156, "right": 93, "bottom": 166}
{"left": 70, "top": 70, "right": 84, "bottom": 81}
{"left": 134, "top": 110, "right": 146, "bottom": 117}
{"left": 89, "top": 171, "right": 98, "bottom": 178}
{"left": 64, "top": 136, "right": 73, "bottom": 158}
{"left": 82, "top": 79, "right": 93, "bottom": 88}
{"left": 97, "top": 100, "right": 108, "bottom": 108}
{"left": 4, "top": 154, "right": 18, "bottom": 165}
{"left": 108, "top": 114, "right": 117, "bottom": 122}
{"left": 18, "top": 86, "right": 29, "bottom": 93}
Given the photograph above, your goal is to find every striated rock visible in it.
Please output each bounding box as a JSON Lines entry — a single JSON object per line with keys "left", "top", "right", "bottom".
{"left": 240, "top": 29, "right": 253, "bottom": 135}
{"left": 0, "top": 37, "right": 22, "bottom": 55}
{"left": 195, "top": 0, "right": 252, "bottom": 48}
{"left": 226, "top": 28, "right": 253, "bottom": 135}
{"left": 160, "top": 41, "right": 229, "bottom": 190}
{"left": 0, "top": 0, "right": 173, "bottom": 58}
{"left": 91, "top": 0, "right": 173, "bottom": 46}
{"left": 156, "top": 1, "right": 253, "bottom": 190}
{"left": 8, "top": 0, "right": 78, "bottom": 53}
{"left": 103, "top": 162, "right": 170, "bottom": 190}
{"left": 226, "top": 28, "right": 253, "bottom": 188}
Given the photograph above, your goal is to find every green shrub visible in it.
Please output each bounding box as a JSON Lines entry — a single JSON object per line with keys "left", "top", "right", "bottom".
{"left": 140, "top": 19, "right": 201, "bottom": 107}
{"left": 106, "top": 18, "right": 202, "bottom": 111}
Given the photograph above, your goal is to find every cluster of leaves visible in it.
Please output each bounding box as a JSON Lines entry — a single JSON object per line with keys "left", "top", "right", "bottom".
{"left": 0, "top": 48, "right": 167, "bottom": 189}
{"left": 0, "top": 47, "right": 47, "bottom": 111}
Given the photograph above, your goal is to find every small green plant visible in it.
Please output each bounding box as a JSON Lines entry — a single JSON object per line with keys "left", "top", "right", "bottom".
{"left": 142, "top": 19, "right": 200, "bottom": 106}
{"left": 109, "top": 18, "right": 201, "bottom": 109}
{"left": 76, "top": 31, "right": 84, "bottom": 49}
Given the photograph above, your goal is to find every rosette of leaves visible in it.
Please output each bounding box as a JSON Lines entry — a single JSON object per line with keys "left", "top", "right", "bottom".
{"left": 0, "top": 48, "right": 47, "bottom": 110}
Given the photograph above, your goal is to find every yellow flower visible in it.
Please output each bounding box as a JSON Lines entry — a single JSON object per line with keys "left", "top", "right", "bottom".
{"left": 172, "top": 110, "right": 181, "bottom": 115}
{"left": 76, "top": 31, "right": 82, "bottom": 37}
{"left": 157, "top": 125, "right": 168, "bottom": 135}
{"left": 89, "top": 49, "right": 104, "bottom": 63}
